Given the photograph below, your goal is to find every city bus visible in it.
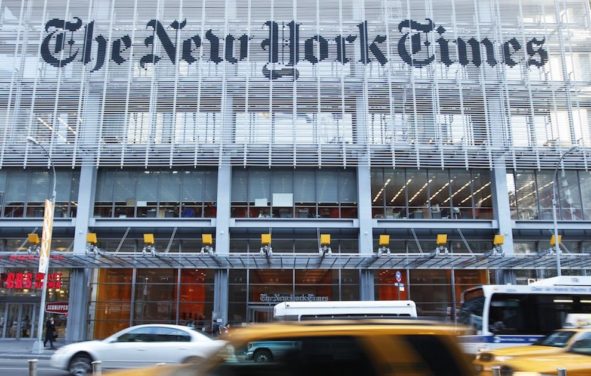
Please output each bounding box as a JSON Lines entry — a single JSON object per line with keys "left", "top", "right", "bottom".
{"left": 273, "top": 300, "right": 417, "bottom": 321}
{"left": 458, "top": 276, "right": 591, "bottom": 354}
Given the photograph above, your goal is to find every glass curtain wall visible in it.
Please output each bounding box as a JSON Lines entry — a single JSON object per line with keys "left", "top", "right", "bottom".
{"left": 90, "top": 269, "right": 214, "bottom": 339}
{"left": 0, "top": 169, "right": 79, "bottom": 218}
{"left": 94, "top": 169, "right": 217, "bottom": 218}
{"left": 228, "top": 269, "right": 360, "bottom": 324}
{"left": 507, "top": 170, "right": 587, "bottom": 220}
{"left": 231, "top": 168, "right": 358, "bottom": 219}
{"left": 375, "top": 270, "right": 489, "bottom": 320}
{"left": 371, "top": 169, "right": 492, "bottom": 220}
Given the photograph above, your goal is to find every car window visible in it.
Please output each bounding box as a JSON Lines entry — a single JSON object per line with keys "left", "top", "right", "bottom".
{"left": 534, "top": 331, "right": 576, "bottom": 347}
{"left": 151, "top": 327, "right": 192, "bottom": 342}
{"left": 569, "top": 333, "right": 591, "bottom": 356}
{"left": 116, "top": 327, "right": 157, "bottom": 342}
{"left": 206, "top": 336, "right": 378, "bottom": 376}
{"left": 401, "top": 335, "right": 469, "bottom": 376}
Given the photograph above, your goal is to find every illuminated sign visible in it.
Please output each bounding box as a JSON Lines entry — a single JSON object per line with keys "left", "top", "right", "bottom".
{"left": 2, "top": 272, "right": 63, "bottom": 290}
{"left": 40, "top": 18, "right": 548, "bottom": 80}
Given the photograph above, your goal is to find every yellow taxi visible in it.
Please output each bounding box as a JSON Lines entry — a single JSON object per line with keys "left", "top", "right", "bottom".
{"left": 497, "top": 337, "right": 591, "bottom": 376}
{"left": 473, "top": 327, "right": 591, "bottom": 375}
{"left": 106, "top": 320, "right": 475, "bottom": 376}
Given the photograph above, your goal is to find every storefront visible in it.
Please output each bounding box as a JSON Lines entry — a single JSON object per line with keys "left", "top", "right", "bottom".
{"left": 0, "top": 269, "right": 69, "bottom": 339}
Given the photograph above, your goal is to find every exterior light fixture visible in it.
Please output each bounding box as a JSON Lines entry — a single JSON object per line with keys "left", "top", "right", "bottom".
{"left": 142, "top": 233, "right": 157, "bottom": 256}
{"left": 260, "top": 233, "right": 272, "bottom": 256}
{"left": 86, "top": 232, "right": 102, "bottom": 255}
{"left": 378, "top": 234, "right": 391, "bottom": 255}
{"left": 319, "top": 233, "right": 332, "bottom": 256}
{"left": 434, "top": 234, "right": 449, "bottom": 255}
{"left": 27, "top": 233, "right": 40, "bottom": 254}
{"left": 549, "top": 234, "right": 562, "bottom": 252}
{"left": 488, "top": 234, "right": 505, "bottom": 256}
{"left": 201, "top": 233, "right": 214, "bottom": 254}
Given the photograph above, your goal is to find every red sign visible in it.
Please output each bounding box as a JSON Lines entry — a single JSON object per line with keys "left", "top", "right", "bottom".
{"left": 3, "top": 272, "right": 62, "bottom": 289}
{"left": 46, "top": 301, "right": 68, "bottom": 315}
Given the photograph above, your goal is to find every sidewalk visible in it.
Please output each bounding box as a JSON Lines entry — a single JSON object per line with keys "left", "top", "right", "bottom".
{"left": 0, "top": 338, "right": 59, "bottom": 359}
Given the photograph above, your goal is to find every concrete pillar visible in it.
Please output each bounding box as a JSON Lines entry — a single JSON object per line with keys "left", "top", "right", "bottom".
{"left": 216, "top": 165, "right": 231, "bottom": 255}
{"left": 66, "top": 166, "right": 96, "bottom": 342}
{"left": 357, "top": 165, "right": 373, "bottom": 255}
{"left": 492, "top": 158, "right": 516, "bottom": 284}
{"left": 213, "top": 270, "right": 229, "bottom": 325}
{"left": 359, "top": 270, "right": 375, "bottom": 301}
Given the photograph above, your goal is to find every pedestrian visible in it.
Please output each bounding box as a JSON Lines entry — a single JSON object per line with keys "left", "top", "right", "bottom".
{"left": 44, "top": 317, "right": 56, "bottom": 349}
{"left": 22, "top": 315, "right": 30, "bottom": 337}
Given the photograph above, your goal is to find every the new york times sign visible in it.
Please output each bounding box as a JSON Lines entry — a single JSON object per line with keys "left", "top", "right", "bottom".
{"left": 41, "top": 17, "right": 548, "bottom": 80}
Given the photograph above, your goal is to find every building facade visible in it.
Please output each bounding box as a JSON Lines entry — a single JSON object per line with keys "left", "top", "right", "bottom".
{"left": 0, "top": 0, "right": 591, "bottom": 341}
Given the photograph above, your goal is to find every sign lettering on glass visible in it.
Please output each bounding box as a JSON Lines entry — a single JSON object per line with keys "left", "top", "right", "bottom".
{"left": 3, "top": 272, "right": 62, "bottom": 290}
{"left": 40, "top": 18, "right": 548, "bottom": 80}
{"left": 260, "top": 293, "right": 329, "bottom": 303}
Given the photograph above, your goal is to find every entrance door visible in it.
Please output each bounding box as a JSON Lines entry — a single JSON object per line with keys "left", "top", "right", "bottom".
{"left": 3, "top": 304, "right": 37, "bottom": 339}
{"left": 247, "top": 306, "right": 274, "bottom": 323}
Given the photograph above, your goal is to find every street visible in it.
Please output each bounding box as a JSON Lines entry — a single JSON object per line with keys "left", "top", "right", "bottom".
{"left": 0, "top": 358, "right": 68, "bottom": 376}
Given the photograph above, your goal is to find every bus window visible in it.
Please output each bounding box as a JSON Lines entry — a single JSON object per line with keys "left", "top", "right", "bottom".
{"left": 489, "top": 296, "right": 525, "bottom": 334}
{"left": 458, "top": 291, "right": 484, "bottom": 331}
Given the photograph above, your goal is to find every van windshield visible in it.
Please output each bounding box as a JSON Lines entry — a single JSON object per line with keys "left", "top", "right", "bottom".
{"left": 458, "top": 289, "right": 484, "bottom": 331}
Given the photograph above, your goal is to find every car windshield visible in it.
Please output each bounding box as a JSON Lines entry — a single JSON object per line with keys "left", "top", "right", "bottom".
{"left": 533, "top": 331, "right": 576, "bottom": 347}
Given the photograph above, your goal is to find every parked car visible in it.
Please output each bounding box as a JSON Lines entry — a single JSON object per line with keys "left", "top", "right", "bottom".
{"left": 474, "top": 327, "right": 591, "bottom": 375}
{"left": 50, "top": 324, "right": 225, "bottom": 375}
{"left": 104, "top": 319, "right": 475, "bottom": 376}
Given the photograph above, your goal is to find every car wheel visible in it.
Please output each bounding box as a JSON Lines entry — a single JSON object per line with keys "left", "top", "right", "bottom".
{"left": 253, "top": 349, "right": 273, "bottom": 362}
{"left": 68, "top": 353, "right": 92, "bottom": 376}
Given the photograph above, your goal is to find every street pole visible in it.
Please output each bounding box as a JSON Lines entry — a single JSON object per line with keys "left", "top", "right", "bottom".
{"left": 27, "top": 137, "right": 56, "bottom": 354}
{"left": 552, "top": 146, "right": 578, "bottom": 278}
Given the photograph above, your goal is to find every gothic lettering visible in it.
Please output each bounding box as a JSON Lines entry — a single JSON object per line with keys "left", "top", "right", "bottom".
{"left": 40, "top": 17, "right": 549, "bottom": 79}
{"left": 503, "top": 37, "right": 522, "bottom": 67}
{"left": 304, "top": 35, "right": 328, "bottom": 64}
{"left": 41, "top": 18, "right": 83, "bottom": 68}
{"left": 457, "top": 37, "right": 497, "bottom": 67}
{"left": 397, "top": 18, "right": 435, "bottom": 68}
{"left": 111, "top": 35, "right": 132, "bottom": 65}
{"left": 527, "top": 37, "right": 548, "bottom": 68}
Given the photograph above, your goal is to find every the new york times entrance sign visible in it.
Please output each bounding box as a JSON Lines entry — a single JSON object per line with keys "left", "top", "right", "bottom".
{"left": 41, "top": 18, "right": 548, "bottom": 79}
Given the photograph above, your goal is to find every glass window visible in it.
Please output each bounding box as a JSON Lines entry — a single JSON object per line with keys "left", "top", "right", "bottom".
{"left": 136, "top": 171, "right": 158, "bottom": 202}
{"left": 580, "top": 172, "right": 591, "bottom": 220}
{"left": 558, "top": 171, "right": 583, "bottom": 220}
{"left": 294, "top": 170, "right": 315, "bottom": 203}
{"left": 317, "top": 171, "right": 338, "bottom": 204}
{"left": 112, "top": 171, "right": 136, "bottom": 202}
{"left": 514, "top": 172, "right": 538, "bottom": 220}
{"left": 160, "top": 171, "right": 181, "bottom": 202}
{"left": 449, "top": 170, "right": 471, "bottom": 219}
{"left": 29, "top": 172, "right": 50, "bottom": 202}
{"left": 117, "top": 327, "right": 156, "bottom": 342}
{"left": 537, "top": 171, "right": 554, "bottom": 220}
{"left": 406, "top": 170, "right": 428, "bottom": 219}
{"left": 151, "top": 326, "right": 191, "bottom": 342}
{"left": 338, "top": 170, "right": 356, "bottom": 203}
{"left": 248, "top": 170, "right": 271, "bottom": 203}
{"left": 428, "top": 170, "right": 451, "bottom": 219}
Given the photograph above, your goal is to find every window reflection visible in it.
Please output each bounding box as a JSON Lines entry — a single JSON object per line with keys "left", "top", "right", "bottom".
{"left": 231, "top": 168, "right": 357, "bottom": 219}
{"left": 371, "top": 168, "right": 492, "bottom": 220}
{"left": 509, "top": 170, "right": 589, "bottom": 220}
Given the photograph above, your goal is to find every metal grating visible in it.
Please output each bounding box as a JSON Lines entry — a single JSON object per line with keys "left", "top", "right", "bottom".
{"left": 0, "top": 0, "right": 589, "bottom": 170}
{"left": 1, "top": 251, "right": 590, "bottom": 270}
